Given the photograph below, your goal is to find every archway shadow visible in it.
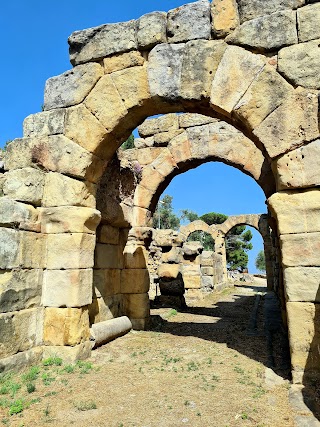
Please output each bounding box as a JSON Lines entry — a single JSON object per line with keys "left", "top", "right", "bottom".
{"left": 150, "top": 287, "right": 291, "bottom": 381}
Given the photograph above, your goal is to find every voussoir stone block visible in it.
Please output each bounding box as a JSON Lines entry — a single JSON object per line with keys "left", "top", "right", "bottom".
{"left": 46, "top": 233, "right": 95, "bottom": 269}
{"left": 0, "top": 269, "right": 42, "bottom": 313}
{"left": 104, "top": 51, "right": 145, "bottom": 74}
{"left": 284, "top": 267, "right": 320, "bottom": 302}
{"left": 43, "top": 307, "right": 90, "bottom": 346}
{"left": 167, "top": 0, "right": 211, "bottom": 43}
{"left": 42, "top": 172, "right": 96, "bottom": 208}
{"left": 3, "top": 168, "right": 45, "bottom": 206}
{"left": 93, "top": 269, "right": 121, "bottom": 298}
{"left": 273, "top": 139, "right": 320, "bottom": 190}
{"left": 237, "top": 0, "right": 304, "bottom": 23}
{"left": 84, "top": 74, "right": 127, "bottom": 131}
{"left": 23, "top": 109, "right": 66, "bottom": 138}
{"left": 210, "top": 45, "right": 265, "bottom": 116}
{"left": 211, "top": 0, "right": 240, "bottom": 38}
{"left": 148, "top": 43, "right": 185, "bottom": 100}
{"left": 297, "top": 3, "right": 320, "bottom": 42}
{"left": 44, "top": 63, "right": 103, "bottom": 110}
{"left": 280, "top": 232, "right": 320, "bottom": 267}
{"left": 278, "top": 39, "right": 320, "bottom": 90}
{"left": 268, "top": 190, "right": 320, "bottom": 235}
{"left": 69, "top": 21, "right": 137, "bottom": 65}
{"left": 111, "top": 66, "right": 150, "bottom": 110}
{"left": 42, "top": 269, "right": 93, "bottom": 308}
{"left": 64, "top": 104, "right": 107, "bottom": 156}
{"left": 138, "top": 114, "right": 179, "bottom": 138}
{"left": 234, "top": 65, "right": 293, "bottom": 130}
{"left": 136, "top": 12, "right": 167, "bottom": 49}
{"left": 121, "top": 269, "right": 150, "bottom": 294}
{"left": 226, "top": 10, "right": 298, "bottom": 52}
{"left": 254, "top": 88, "right": 319, "bottom": 158}
{"left": 40, "top": 206, "right": 101, "bottom": 234}
{"left": 180, "top": 40, "right": 227, "bottom": 100}
{"left": 0, "top": 197, "right": 38, "bottom": 227}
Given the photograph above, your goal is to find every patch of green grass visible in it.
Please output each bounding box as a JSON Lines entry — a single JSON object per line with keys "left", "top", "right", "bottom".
{"left": 1, "top": 418, "right": 9, "bottom": 425}
{"left": 241, "top": 412, "right": 248, "bottom": 420}
{"left": 26, "top": 383, "right": 36, "bottom": 394}
{"left": 9, "top": 399, "right": 24, "bottom": 416}
{"left": 74, "top": 400, "right": 97, "bottom": 411}
{"left": 165, "top": 309, "right": 178, "bottom": 319}
{"left": 22, "top": 366, "right": 40, "bottom": 382}
{"left": 43, "top": 357, "right": 63, "bottom": 367}
{"left": 42, "top": 373, "right": 55, "bottom": 386}
{"left": 187, "top": 361, "right": 199, "bottom": 372}
{"left": 62, "top": 365, "right": 75, "bottom": 374}
{"left": 76, "top": 361, "right": 93, "bottom": 374}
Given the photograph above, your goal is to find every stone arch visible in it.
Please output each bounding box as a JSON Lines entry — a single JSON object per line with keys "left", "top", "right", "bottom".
{"left": 180, "top": 220, "right": 214, "bottom": 241}
{"left": 1, "top": 0, "right": 319, "bottom": 384}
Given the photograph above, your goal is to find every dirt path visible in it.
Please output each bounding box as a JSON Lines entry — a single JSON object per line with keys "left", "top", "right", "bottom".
{"left": 1, "top": 281, "right": 295, "bottom": 427}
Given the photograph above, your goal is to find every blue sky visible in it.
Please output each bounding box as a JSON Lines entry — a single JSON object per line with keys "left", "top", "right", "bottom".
{"left": 0, "top": 1, "right": 267, "bottom": 272}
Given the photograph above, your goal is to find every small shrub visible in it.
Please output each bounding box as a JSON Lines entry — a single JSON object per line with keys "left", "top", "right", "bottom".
{"left": 74, "top": 400, "right": 97, "bottom": 411}
{"left": 26, "top": 383, "right": 36, "bottom": 394}
{"left": 76, "top": 361, "right": 93, "bottom": 374}
{"left": 9, "top": 399, "right": 24, "bottom": 416}
{"left": 43, "top": 357, "right": 62, "bottom": 367}
{"left": 22, "top": 366, "right": 40, "bottom": 382}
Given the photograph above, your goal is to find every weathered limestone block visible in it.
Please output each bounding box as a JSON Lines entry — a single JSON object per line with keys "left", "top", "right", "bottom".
{"left": 133, "top": 185, "right": 154, "bottom": 210}
{"left": 138, "top": 113, "right": 179, "bottom": 137}
{"left": 43, "top": 307, "right": 89, "bottom": 346}
{"left": 104, "top": 51, "right": 144, "bottom": 74}
{"left": 148, "top": 43, "right": 185, "bottom": 100}
{"left": 153, "top": 229, "right": 184, "bottom": 247}
{"left": 0, "top": 228, "right": 20, "bottom": 269}
{"left": 161, "top": 247, "right": 182, "bottom": 264}
{"left": 167, "top": 0, "right": 211, "bottom": 43}
{"left": 64, "top": 104, "right": 107, "bottom": 155}
{"left": 168, "top": 132, "right": 192, "bottom": 165}
{"left": 111, "top": 66, "right": 150, "bottom": 110}
{"left": 132, "top": 206, "right": 152, "bottom": 228}
{"left": 226, "top": 11, "right": 298, "bottom": 52}
{"left": 24, "top": 109, "right": 65, "bottom": 138}
{"left": 183, "top": 275, "right": 202, "bottom": 289}
{"left": 297, "top": 3, "right": 320, "bottom": 42}
{"left": 187, "top": 125, "right": 210, "bottom": 159}
{"left": 44, "top": 63, "right": 103, "bottom": 110}
{"left": 42, "top": 269, "right": 92, "bottom": 308}
{"left": 202, "top": 276, "right": 214, "bottom": 289}
{"left": 0, "top": 348, "right": 43, "bottom": 374}
{"left": 0, "top": 197, "right": 37, "bottom": 227}
{"left": 42, "top": 172, "right": 96, "bottom": 208}
{"left": 84, "top": 74, "right": 127, "bottom": 131}
{"left": 210, "top": 46, "right": 265, "bottom": 117}
{"left": 254, "top": 88, "right": 319, "bottom": 158}
{"left": 0, "top": 308, "right": 43, "bottom": 358}
{"left": 3, "top": 168, "right": 45, "bottom": 206}
{"left": 201, "top": 251, "right": 215, "bottom": 266}
{"left": 236, "top": 0, "right": 304, "bottom": 23}
{"left": 211, "top": 0, "right": 239, "bottom": 37}
{"left": 273, "top": 140, "right": 320, "bottom": 190}
{"left": 183, "top": 242, "right": 203, "bottom": 257}
{"left": 287, "top": 302, "right": 320, "bottom": 383}
{"left": 40, "top": 206, "right": 100, "bottom": 234}
{"left": 0, "top": 269, "right": 42, "bottom": 313}
{"left": 182, "top": 264, "right": 201, "bottom": 276}
{"left": 122, "top": 293, "right": 150, "bottom": 319}
{"left": 20, "top": 231, "right": 46, "bottom": 269}
{"left": 149, "top": 148, "right": 177, "bottom": 178}
{"left": 95, "top": 243, "right": 124, "bottom": 269}
{"left": 136, "top": 12, "right": 167, "bottom": 49}
{"left": 268, "top": 190, "right": 320, "bottom": 235}
{"left": 234, "top": 65, "right": 293, "bottom": 130}
{"left": 4, "top": 137, "right": 40, "bottom": 170}
{"left": 43, "top": 342, "right": 91, "bottom": 364}
{"left": 46, "top": 233, "right": 95, "bottom": 269}
{"left": 93, "top": 269, "right": 121, "bottom": 298}
{"left": 121, "top": 269, "right": 150, "bottom": 294}
{"left": 201, "top": 267, "right": 214, "bottom": 275}
{"left": 97, "top": 224, "right": 119, "bottom": 244}
{"left": 123, "top": 244, "right": 148, "bottom": 269}
{"left": 179, "top": 114, "right": 217, "bottom": 128}
{"left": 69, "top": 21, "right": 137, "bottom": 65}
{"left": 89, "top": 295, "right": 122, "bottom": 324}
{"left": 278, "top": 39, "right": 320, "bottom": 89}
{"left": 180, "top": 40, "right": 227, "bottom": 100}
{"left": 284, "top": 267, "right": 320, "bottom": 302}
{"left": 280, "top": 232, "right": 320, "bottom": 267}
{"left": 158, "top": 264, "right": 180, "bottom": 280}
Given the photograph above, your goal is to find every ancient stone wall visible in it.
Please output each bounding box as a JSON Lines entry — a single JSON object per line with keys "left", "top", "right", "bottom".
{"left": 0, "top": 0, "right": 319, "bottom": 383}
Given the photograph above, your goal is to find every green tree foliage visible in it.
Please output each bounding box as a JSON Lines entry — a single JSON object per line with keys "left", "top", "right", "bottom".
{"left": 181, "top": 209, "right": 253, "bottom": 271}
{"left": 255, "top": 250, "right": 266, "bottom": 272}
{"left": 121, "top": 134, "right": 135, "bottom": 150}
{"left": 153, "top": 195, "right": 180, "bottom": 230}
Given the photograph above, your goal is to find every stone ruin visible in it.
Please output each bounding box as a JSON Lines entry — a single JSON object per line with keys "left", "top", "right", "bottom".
{"left": 0, "top": 0, "right": 320, "bottom": 386}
